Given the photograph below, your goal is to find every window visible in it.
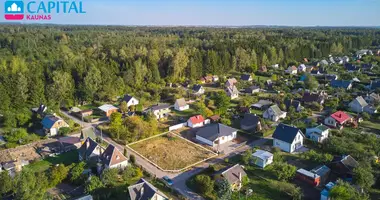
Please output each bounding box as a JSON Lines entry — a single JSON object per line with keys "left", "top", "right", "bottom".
{"left": 116, "top": 155, "right": 120, "bottom": 160}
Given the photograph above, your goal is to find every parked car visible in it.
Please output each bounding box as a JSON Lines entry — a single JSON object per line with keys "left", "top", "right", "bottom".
{"left": 162, "top": 176, "right": 173, "bottom": 186}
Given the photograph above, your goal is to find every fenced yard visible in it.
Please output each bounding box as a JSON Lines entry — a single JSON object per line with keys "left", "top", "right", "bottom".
{"left": 128, "top": 133, "right": 217, "bottom": 171}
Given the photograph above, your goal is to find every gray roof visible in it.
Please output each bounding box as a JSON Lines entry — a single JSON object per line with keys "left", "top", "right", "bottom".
{"left": 268, "top": 105, "right": 284, "bottom": 116}
{"left": 78, "top": 137, "right": 101, "bottom": 160}
{"left": 196, "top": 123, "right": 237, "bottom": 142}
{"left": 122, "top": 94, "right": 135, "bottom": 103}
{"left": 252, "top": 100, "right": 272, "bottom": 108}
{"left": 352, "top": 96, "right": 368, "bottom": 107}
{"left": 226, "top": 85, "right": 239, "bottom": 96}
{"left": 128, "top": 178, "right": 168, "bottom": 200}
{"left": 272, "top": 123, "right": 304, "bottom": 143}
{"left": 241, "top": 74, "right": 251, "bottom": 81}
{"left": 240, "top": 113, "right": 260, "bottom": 127}
{"left": 192, "top": 84, "right": 203, "bottom": 92}
{"left": 220, "top": 164, "right": 247, "bottom": 185}
{"left": 151, "top": 104, "right": 171, "bottom": 111}
{"left": 175, "top": 98, "right": 187, "bottom": 107}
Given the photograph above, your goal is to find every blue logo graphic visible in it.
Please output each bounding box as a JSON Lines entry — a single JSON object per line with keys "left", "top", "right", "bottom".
{"left": 4, "top": 1, "right": 24, "bottom": 20}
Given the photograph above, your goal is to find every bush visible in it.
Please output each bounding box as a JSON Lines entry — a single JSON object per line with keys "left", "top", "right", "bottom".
{"left": 269, "top": 162, "right": 297, "bottom": 181}
{"left": 194, "top": 174, "right": 214, "bottom": 195}
{"left": 300, "top": 150, "right": 333, "bottom": 163}
{"left": 361, "top": 112, "right": 370, "bottom": 120}
{"left": 59, "top": 127, "right": 71, "bottom": 136}
{"left": 129, "top": 155, "right": 136, "bottom": 164}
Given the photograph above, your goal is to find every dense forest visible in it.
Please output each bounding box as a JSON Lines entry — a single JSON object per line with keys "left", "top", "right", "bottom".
{"left": 0, "top": 25, "right": 380, "bottom": 131}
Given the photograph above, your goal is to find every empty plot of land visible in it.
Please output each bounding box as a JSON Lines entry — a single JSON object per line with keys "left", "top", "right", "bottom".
{"left": 129, "top": 134, "right": 216, "bottom": 171}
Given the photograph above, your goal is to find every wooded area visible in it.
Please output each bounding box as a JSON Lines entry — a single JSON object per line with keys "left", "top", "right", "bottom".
{"left": 0, "top": 25, "right": 379, "bottom": 132}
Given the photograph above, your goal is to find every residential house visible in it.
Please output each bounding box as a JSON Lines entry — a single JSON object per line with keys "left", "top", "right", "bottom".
{"left": 218, "top": 164, "right": 247, "bottom": 191}
{"left": 324, "top": 111, "right": 352, "bottom": 129}
{"left": 195, "top": 123, "right": 237, "bottom": 147}
{"left": 301, "top": 91, "right": 326, "bottom": 105}
{"left": 296, "top": 169, "right": 321, "bottom": 186}
{"left": 99, "top": 144, "right": 128, "bottom": 169}
{"left": 241, "top": 74, "right": 252, "bottom": 81}
{"left": 305, "top": 65, "right": 314, "bottom": 73}
{"left": 98, "top": 104, "right": 119, "bottom": 117}
{"left": 330, "top": 80, "right": 353, "bottom": 90}
{"left": 204, "top": 75, "right": 213, "bottom": 83}
{"left": 31, "top": 104, "right": 47, "bottom": 115}
{"left": 345, "top": 63, "right": 360, "bottom": 72}
{"left": 349, "top": 96, "right": 377, "bottom": 114}
{"left": 128, "top": 178, "right": 169, "bottom": 200}
{"left": 121, "top": 94, "right": 139, "bottom": 108}
{"left": 263, "top": 105, "right": 287, "bottom": 122}
{"left": 369, "top": 80, "right": 380, "bottom": 90}
{"left": 41, "top": 115, "right": 69, "bottom": 137}
{"left": 298, "top": 64, "right": 306, "bottom": 72}
{"left": 361, "top": 63, "right": 374, "bottom": 71}
{"left": 199, "top": 77, "right": 206, "bottom": 84}
{"left": 187, "top": 115, "right": 205, "bottom": 128}
{"left": 329, "top": 155, "right": 359, "bottom": 178}
{"left": 272, "top": 123, "right": 305, "bottom": 153}
{"left": 265, "top": 80, "right": 273, "bottom": 89}
{"left": 311, "top": 69, "right": 323, "bottom": 75}
{"left": 226, "top": 85, "right": 239, "bottom": 99}
{"left": 212, "top": 75, "right": 219, "bottom": 82}
{"left": 78, "top": 110, "right": 93, "bottom": 118}
{"left": 252, "top": 150, "right": 273, "bottom": 168}
{"left": 209, "top": 115, "right": 221, "bottom": 123}
{"left": 78, "top": 137, "right": 103, "bottom": 161}
{"left": 240, "top": 113, "right": 261, "bottom": 132}
{"left": 321, "top": 182, "right": 336, "bottom": 200}
{"left": 306, "top": 124, "right": 330, "bottom": 143}
{"left": 326, "top": 74, "right": 338, "bottom": 81}
{"left": 174, "top": 98, "right": 189, "bottom": 111}
{"left": 286, "top": 66, "right": 298, "bottom": 74}
{"left": 192, "top": 84, "right": 205, "bottom": 95}
{"left": 225, "top": 78, "right": 238, "bottom": 87}
{"left": 284, "top": 99, "right": 302, "bottom": 112}
{"left": 356, "top": 49, "right": 373, "bottom": 58}
{"left": 149, "top": 104, "right": 171, "bottom": 119}
{"left": 245, "top": 85, "right": 260, "bottom": 94}
{"left": 59, "top": 136, "right": 82, "bottom": 152}
{"left": 251, "top": 100, "right": 273, "bottom": 110}
{"left": 319, "top": 60, "right": 329, "bottom": 66}
{"left": 259, "top": 66, "right": 268, "bottom": 72}
{"left": 329, "top": 57, "right": 335, "bottom": 64}
{"left": 365, "top": 93, "right": 380, "bottom": 105}
{"left": 334, "top": 57, "right": 344, "bottom": 65}
{"left": 342, "top": 56, "right": 350, "bottom": 63}
{"left": 311, "top": 165, "right": 331, "bottom": 185}
{"left": 271, "top": 64, "right": 279, "bottom": 68}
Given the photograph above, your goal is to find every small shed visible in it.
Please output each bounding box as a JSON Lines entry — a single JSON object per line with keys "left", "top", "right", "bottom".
{"left": 295, "top": 168, "right": 320, "bottom": 186}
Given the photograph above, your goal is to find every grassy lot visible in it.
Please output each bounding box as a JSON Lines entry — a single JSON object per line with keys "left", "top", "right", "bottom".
{"left": 78, "top": 104, "right": 99, "bottom": 110}
{"left": 129, "top": 134, "right": 216, "bottom": 170}
{"left": 26, "top": 150, "right": 79, "bottom": 172}
{"left": 172, "top": 106, "right": 198, "bottom": 118}
{"left": 255, "top": 75, "right": 270, "bottom": 82}
{"left": 361, "top": 120, "right": 380, "bottom": 131}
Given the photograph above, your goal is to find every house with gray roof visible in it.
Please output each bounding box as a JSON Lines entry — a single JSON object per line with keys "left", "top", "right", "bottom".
{"left": 78, "top": 137, "right": 104, "bottom": 161}
{"left": 369, "top": 80, "right": 380, "bottom": 90}
{"left": 174, "top": 98, "right": 189, "bottom": 111}
{"left": 149, "top": 104, "right": 171, "bottom": 119}
{"left": 225, "top": 85, "right": 239, "bottom": 100}
{"left": 195, "top": 123, "right": 237, "bottom": 147}
{"left": 128, "top": 178, "right": 168, "bottom": 200}
{"left": 251, "top": 100, "right": 273, "bottom": 110}
{"left": 273, "top": 123, "right": 305, "bottom": 153}
{"left": 217, "top": 164, "right": 247, "bottom": 191}
{"left": 240, "top": 74, "right": 252, "bottom": 81}
{"left": 306, "top": 124, "right": 330, "bottom": 143}
{"left": 330, "top": 80, "right": 353, "bottom": 90}
{"left": 41, "top": 115, "right": 69, "bottom": 137}
{"left": 225, "top": 78, "right": 238, "bottom": 87}
{"left": 349, "top": 96, "right": 377, "bottom": 114}
{"left": 252, "top": 150, "right": 273, "bottom": 168}
{"left": 245, "top": 85, "right": 260, "bottom": 94}
{"left": 365, "top": 93, "right": 380, "bottom": 105}
{"left": 121, "top": 94, "right": 139, "bottom": 108}
{"left": 240, "top": 113, "right": 261, "bottom": 132}
{"left": 263, "top": 105, "right": 287, "bottom": 122}
{"left": 192, "top": 84, "right": 205, "bottom": 95}
{"left": 100, "top": 144, "right": 128, "bottom": 170}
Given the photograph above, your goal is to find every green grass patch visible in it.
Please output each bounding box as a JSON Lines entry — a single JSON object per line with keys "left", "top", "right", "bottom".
{"left": 26, "top": 150, "right": 79, "bottom": 172}
{"left": 361, "top": 120, "right": 380, "bottom": 131}
{"left": 172, "top": 106, "right": 198, "bottom": 118}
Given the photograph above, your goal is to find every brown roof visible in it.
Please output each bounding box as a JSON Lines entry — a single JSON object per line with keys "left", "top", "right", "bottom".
{"left": 209, "top": 115, "right": 220, "bottom": 122}
{"left": 220, "top": 164, "right": 247, "bottom": 185}
{"left": 100, "top": 145, "right": 128, "bottom": 167}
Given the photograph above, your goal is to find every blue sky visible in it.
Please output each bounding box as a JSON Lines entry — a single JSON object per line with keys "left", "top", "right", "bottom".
{"left": 3, "top": 0, "right": 380, "bottom": 26}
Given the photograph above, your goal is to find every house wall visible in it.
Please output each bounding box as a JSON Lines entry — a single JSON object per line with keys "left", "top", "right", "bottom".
{"left": 127, "top": 98, "right": 139, "bottom": 108}
{"left": 109, "top": 160, "right": 129, "bottom": 169}
{"left": 273, "top": 138, "right": 291, "bottom": 152}
{"left": 290, "top": 132, "right": 304, "bottom": 152}
{"left": 196, "top": 135, "right": 214, "bottom": 146}
{"left": 324, "top": 117, "right": 337, "bottom": 128}
{"left": 217, "top": 131, "right": 237, "bottom": 145}
{"left": 175, "top": 104, "right": 189, "bottom": 111}
{"left": 106, "top": 109, "right": 118, "bottom": 117}
{"left": 187, "top": 120, "right": 204, "bottom": 128}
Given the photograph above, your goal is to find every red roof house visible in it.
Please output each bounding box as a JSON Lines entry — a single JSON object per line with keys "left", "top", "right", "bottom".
{"left": 188, "top": 115, "right": 205, "bottom": 128}
{"left": 324, "top": 111, "right": 352, "bottom": 129}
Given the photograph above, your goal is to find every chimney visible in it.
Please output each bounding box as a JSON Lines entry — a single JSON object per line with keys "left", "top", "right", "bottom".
{"left": 239, "top": 172, "right": 242, "bottom": 182}
{"left": 140, "top": 187, "right": 144, "bottom": 198}
{"left": 86, "top": 139, "right": 90, "bottom": 149}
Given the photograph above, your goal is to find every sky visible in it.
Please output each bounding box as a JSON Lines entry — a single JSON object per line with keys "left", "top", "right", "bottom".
{"left": 2, "top": 0, "right": 380, "bottom": 26}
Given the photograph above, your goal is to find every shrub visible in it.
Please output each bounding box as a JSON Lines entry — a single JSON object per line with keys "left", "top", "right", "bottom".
{"left": 269, "top": 162, "right": 297, "bottom": 181}
{"left": 59, "top": 127, "right": 71, "bottom": 136}
{"left": 194, "top": 174, "right": 214, "bottom": 195}
{"left": 129, "top": 155, "right": 136, "bottom": 164}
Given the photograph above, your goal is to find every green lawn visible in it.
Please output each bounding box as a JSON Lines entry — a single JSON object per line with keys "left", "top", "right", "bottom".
{"left": 78, "top": 104, "right": 99, "bottom": 110}
{"left": 26, "top": 150, "right": 79, "bottom": 172}
{"left": 361, "top": 120, "right": 380, "bottom": 131}
{"left": 254, "top": 75, "right": 270, "bottom": 82}
{"left": 172, "top": 106, "right": 198, "bottom": 118}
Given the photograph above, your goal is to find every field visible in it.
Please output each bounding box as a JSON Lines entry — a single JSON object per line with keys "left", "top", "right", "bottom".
{"left": 26, "top": 150, "right": 79, "bottom": 172}
{"left": 129, "top": 134, "right": 216, "bottom": 171}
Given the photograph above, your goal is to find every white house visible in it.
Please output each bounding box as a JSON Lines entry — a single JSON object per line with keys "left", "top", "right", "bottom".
{"left": 324, "top": 111, "right": 352, "bottom": 129}
{"left": 226, "top": 85, "right": 239, "bottom": 100}
{"left": 286, "top": 66, "right": 298, "bottom": 74}
{"left": 298, "top": 64, "right": 306, "bottom": 72}
{"left": 263, "top": 105, "right": 287, "bottom": 122}
{"left": 149, "top": 104, "right": 171, "bottom": 119}
{"left": 195, "top": 123, "right": 237, "bottom": 147}
{"left": 122, "top": 94, "right": 139, "bottom": 108}
{"left": 174, "top": 98, "right": 189, "bottom": 111}
{"left": 41, "top": 115, "right": 69, "bottom": 137}
{"left": 187, "top": 115, "right": 205, "bottom": 128}
{"left": 306, "top": 124, "right": 330, "bottom": 143}
{"left": 272, "top": 123, "right": 305, "bottom": 153}
{"left": 78, "top": 137, "right": 104, "bottom": 161}
{"left": 100, "top": 144, "right": 128, "bottom": 169}
{"left": 252, "top": 150, "right": 273, "bottom": 168}
{"left": 192, "top": 84, "right": 205, "bottom": 95}
{"left": 349, "top": 96, "right": 377, "bottom": 114}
